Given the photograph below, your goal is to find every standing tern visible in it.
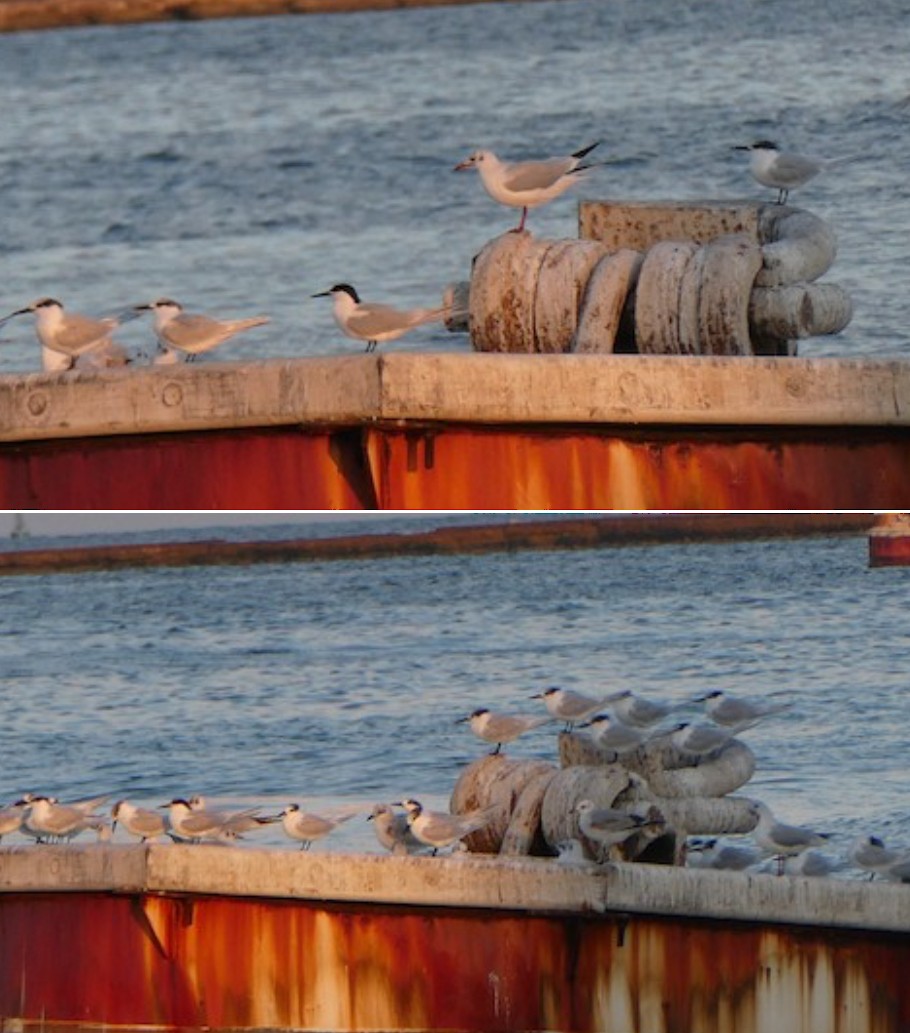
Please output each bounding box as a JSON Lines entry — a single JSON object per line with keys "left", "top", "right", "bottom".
{"left": 0, "top": 799, "right": 29, "bottom": 842}
{"left": 849, "top": 835, "right": 907, "bottom": 880}
{"left": 609, "top": 690, "right": 681, "bottom": 729}
{"left": 695, "top": 689, "right": 792, "bottom": 729}
{"left": 748, "top": 801, "right": 830, "bottom": 874}
{"left": 733, "top": 140, "right": 853, "bottom": 205}
{"left": 457, "top": 707, "right": 553, "bottom": 754}
{"left": 397, "top": 798, "right": 496, "bottom": 855}
{"left": 134, "top": 299, "right": 269, "bottom": 361}
{"left": 582, "top": 713, "right": 650, "bottom": 758}
{"left": 312, "top": 283, "right": 448, "bottom": 353}
{"left": 111, "top": 800, "right": 168, "bottom": 842}
{"left": 0, "top": 298, "right": 126, "bottom": 369}
{"left": 23, "top": 796, "right": 105, "bottom": 843}
{"left": 668, "top": 721, "right": 738, "bottom": 761}
{"left": 279, "top": 803, "right": 355, "bottom": 851}
{"left": 531, "top": 686, "right": 616, "bottom": 730}
{"left": 686, "top": 837, "right": 759, "bottom": 872}
{"left": 368, "top": 802, "right": 421, "bottom": 855}
{"left": 163, "top": 798, "right": 262, "bottom": 843}
{"left": 454, "top": 141, "right": 602, "bottom": 232}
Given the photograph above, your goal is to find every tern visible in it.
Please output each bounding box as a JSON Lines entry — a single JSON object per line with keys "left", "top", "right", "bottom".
{"left": 609, "top": 690, "right": 681, "bottom": 729}
{"left": 668, "top": 721, "right": 738, "bottom": 761}
{"left": 748, "top": 801, "right": 830, "bottom": 874}
{"left": 531, "top": 686, "right": 615, "bottom": 730}
{"left": 312, "top": 283, "right": 447, "bottom": 353}
{"left": 0, "top": 799, "right": 29, "bottom": 843}
{"left": 134, "top": 299, "right": 269, "bottom": 360}
{"left": 733, "top": 140, "right": 851, "bottom": 204}
{"left": 457, "top": 707, "right": 553, "bottom": 754}
{"left": 111, "top": 800, "right": 168, "bottom": 842}
{"left": 849, "top": 834, "right": 907, "bottom": 881}
{"left": 695, "top": 689, "right": 792, "bottom": 729}
{"left": 582, "top": 713, "right": 650, "bottom": 757}
{"left": 163, "top": 798, "right": 262, "bottom": 843}
{"left": 686, "top": 837, "right": 759, "bottom": 872}
{"left": 397, "top": 798, "right": 496, "bottom": 855}
{"left": 279, "top": 803, "right": 355, "bottom": 851}
{"left": 0, "top": 298, "right": 126, "bottom": 369}
{"left": 23, "top": 796, "right": 105, "bottom": 843}
{"left": 368, "top": 802, "right": 421, "bottom": 855}
{"left": 454, "top": 141, "right": 602, "bottom": 232}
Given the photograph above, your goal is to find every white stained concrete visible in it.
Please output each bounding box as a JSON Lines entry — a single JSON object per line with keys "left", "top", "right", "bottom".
{"left": 0, "top": 845, "right": 908, "bottom": 934}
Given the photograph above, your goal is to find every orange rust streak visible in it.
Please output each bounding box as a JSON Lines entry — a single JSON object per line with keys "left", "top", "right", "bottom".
{"left": 370, "top": 426, "right": 910, "bottom": 510}
{"left": 2, "top": 894, "right": 910, "bottom": 1031}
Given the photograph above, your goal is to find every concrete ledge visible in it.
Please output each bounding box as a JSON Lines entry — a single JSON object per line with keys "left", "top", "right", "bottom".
{"left": 2, "top": 354, "right": 910, "bottom": 443}
{"left": 1, "top": 845, "right": 908, "bottom": 934}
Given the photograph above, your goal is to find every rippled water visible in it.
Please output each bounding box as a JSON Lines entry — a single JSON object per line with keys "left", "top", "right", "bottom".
{"left": 1, "top": 0, "right": 909, "bottom": 370}
{"left": 1, "top": 527, "right": 907, "bottom": 869}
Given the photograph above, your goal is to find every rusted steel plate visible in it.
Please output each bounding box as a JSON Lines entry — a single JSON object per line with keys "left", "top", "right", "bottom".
{"left": 0, "top": 422, "right": 908, "bottom": 510}
{"left": 0, "top": 427, "right": 375, "bottom": 510}
{"left": 0, "top": 891, "right": 908, "bottom": 1032}
{"left": 366, "top": 425, "right": 910, "bottom": 510}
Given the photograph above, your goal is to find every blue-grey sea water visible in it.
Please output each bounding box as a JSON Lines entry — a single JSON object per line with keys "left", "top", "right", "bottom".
{"left": 1, "top": 524, "right": 907, "bottom": 870}
{"left": 0, "top": 0, "right": 909, "bottom": 370}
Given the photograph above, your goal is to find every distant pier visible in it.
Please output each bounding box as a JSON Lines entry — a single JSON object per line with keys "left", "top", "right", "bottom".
{"left": 0, "top": 513, "right": 876, "bottom": 576}
{"left": 0, "top": 0, "right": 521, "bottom": 34}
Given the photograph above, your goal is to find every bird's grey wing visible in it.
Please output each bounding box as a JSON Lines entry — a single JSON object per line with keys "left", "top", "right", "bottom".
{"left": 772, "top": 823, "right": 816, "bottom": 848}
{"left": 133, "top": 810, "right": 165, "bottom": 836}
{"left": 503, "top": 157, "right": 574, "bottom": 192}
{"left": 55, "top": 313, "right": 117, "bottom": 354}
{"left": 160, "top": 312, "right": 227, "bottom": 350}
{"left": 421, "top": 812, "right": 461, "bottom": 840}
{"left": 348, "top": 304, "right": 411, "bottom": 338}
{"left": 774, "top": 152, "right": 821, "bottom": 183}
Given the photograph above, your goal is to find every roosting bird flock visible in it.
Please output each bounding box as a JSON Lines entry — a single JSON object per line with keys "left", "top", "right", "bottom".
{"left": 0, "top": 682, "right": 903, "bottom": 882}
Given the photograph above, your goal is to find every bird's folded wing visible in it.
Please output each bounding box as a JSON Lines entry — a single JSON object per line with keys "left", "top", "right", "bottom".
{"left": 503, "top": 157, "right": 573, "bottom": 192}
{"left": 55, "top": 314, "right": 117, "bottom": 354}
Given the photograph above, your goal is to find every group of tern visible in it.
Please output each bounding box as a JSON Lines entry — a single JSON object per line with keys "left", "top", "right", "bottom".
{"left": 0, "top": 137, "right": 832, "bottom": 371}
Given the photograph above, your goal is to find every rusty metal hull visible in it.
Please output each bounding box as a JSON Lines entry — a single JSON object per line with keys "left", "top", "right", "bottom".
{"left": 1, "top": 888, "right": 908, "bottom": 1033}
{"left": 1, "top": 423, "right": 909, "bottom": 510}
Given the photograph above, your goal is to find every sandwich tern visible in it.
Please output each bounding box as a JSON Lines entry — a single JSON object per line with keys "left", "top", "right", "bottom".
{"left": 668, "top": 721, "right": 739, "bottom": 761}
{"left": 454, "top": 141, "right": 601, "bottom": 232}
{"left": 733, "top": 140, "right": 849, "bottom": 204}
{"left": 783, "top": 849, "right": 837, "bottom": 878}
{"left": 582, "top": 713, "right": 650, "bottom": 757}
{"left": 609, "top": 690, "right": 681, "bottom": 729}
{"left": 695, "top": 689, "right": 792, "bottom": 729}
{"left": 0, "top": 799, "right": 29, "bottom": 842}
{"left": 531, "top": 686, "right": 615, "bottom": 730}
{"left": 312, "top": 283, "right": 447, "bottom": 353}
{"left": 457, "top": 707, "right": 553, "bottom": 754}
{"left": 134, "top": 299, "right": 269, "bottom": 360}
{"left": 368, "top": 803, "right": 421, "bottom": 855}
{"left": 24, "top": 795, "right": 105, "bottom": 842}
{"left": 163, "top": 798, "right": 262, "bottom": 843}
{"left": 279, "top": 803, "right": 355, "bottom": 850}
{"left": 849, "top": 835, "right": 907, "bottom": 880}
{"left": 397, "top": 798, "right": 496, "bottom": 854}
{"left": 687, "top": 837, "right": 759, "bottom": 871}
{"left": 574, "top": 799, "right": 653, "bottom": 857}
{"left": 0, "top": 298, "right": 126, "bottom": 368}
{"left": 111, "top": 800, "right": 168, "bottom": 842}
{"left": 749, "top": 801, "right": 830, "bottom": 874}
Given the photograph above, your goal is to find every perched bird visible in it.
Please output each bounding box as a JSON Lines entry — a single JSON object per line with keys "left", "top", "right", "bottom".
{"left": 695, "top": 689, "right": 792, "bottom": 729}
{"left": 849, "top": 835, "right": 907, "bottom": 881}
{"left": 111, "top": 800, "right": 168, "bottom": 842}
{"left": 0, "top": 298, "right": 126, "bottom": 369}
{"left": 398, "top": 798, "right": 496, "bottom": 855}
{"left": 582, "top": 713, "right": 650, "bottom": 758}
{"left": 574, "top": 799, "right": 653, "bottom": 858}
{"left": 0, "top": 799, "right": 29, "bottom": 843}
{"left": 163, "top": 798, "right": 262, "bottom": 843}
{"left": 279, "top": 803, "right": 355, "bottom": 851}
{"left": 134, "top": 299, "right": 269, "bottom": 361}
{"left": 553, "top": 838, "right": 597, "bottom": 867}
{"left": 783, "top": 849, "right": 837, "bottom": 878}
{"left": 687, "top": 836, "right": 759, "bottom": 872}
{"left": 368, "top": 803, "right": 421, "bottom": 855}
{"left": 608, "top": 690, "right": 681, "bottom": 729}
{"left": 454, "top": 142, "right": 602, "bottom": 232}
{"left": 457, "top": 707, "right": 553, "bottom": 754}
{"left": 531, "top": 686, "right": 615, "bottom": 730}
{"left": 733, "top": 140, "right": 841, "bottom": 205}
{"left": 312, "top": 283, "right": 447, "bottom": 353}
{"left": 668, "top": 721, "right": 738, "bottom": 762}
{"left": 749, "top": 801, "right": 830, "bottom": 875}
{"left": 882, "top": 856, "right": 910, "bottom": 884}
{"left": 23, "top": 796, "right": 105, "bottom": 843}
